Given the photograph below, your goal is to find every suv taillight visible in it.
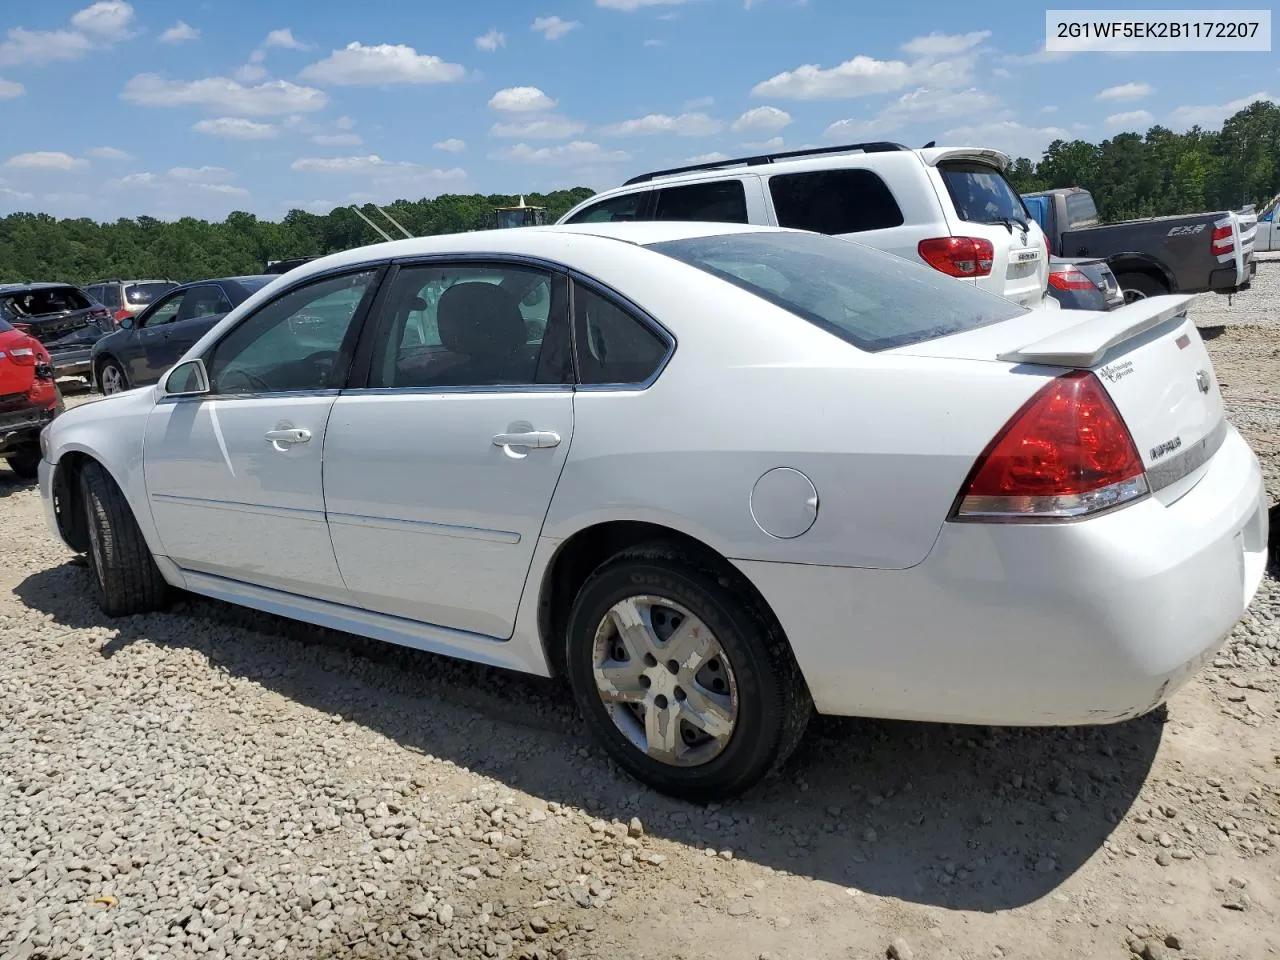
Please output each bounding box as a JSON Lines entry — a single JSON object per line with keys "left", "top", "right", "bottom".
{"left": 951, "top": 371, "right": 1148, "bottom": 521}
{"left": 1211, "top": 224, "right": 1234, "bottom": 257}
{"left": 113, "top": 308, "right": 131, "bottom": 324}
{"left": 918, "top": 237, "right": 994, "bottom": 278}
{"left": 1047, "top": 267, "right": 1094, "bottom": 290}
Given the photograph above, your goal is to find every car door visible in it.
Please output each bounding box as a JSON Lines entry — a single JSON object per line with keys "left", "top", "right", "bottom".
{"left": 131, "top": 288, "right": 188, "bottom": 384}
{"left": 153, "top": 283, "right": 235, "bottom": 374}
{"left": 143, "top": 266, "right": 383, "bottom": 601}
{"left": 322, "top": 259, "right": 575, "bottom": 639}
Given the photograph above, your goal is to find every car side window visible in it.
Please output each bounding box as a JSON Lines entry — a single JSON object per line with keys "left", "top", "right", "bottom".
{"left": 565, "top": 191, "right": 651, "bottom": 224}
{"left": 102, "top": 285, "right": 122, "bottom": 309}
{"left": 572, "top": 283, "right": 669, "bottom": 386}
{"left": 769, "top": 169, "right": 905, "bottom": 234}
{"left": 179, "top": 285, "right": 234, "bottom": 321}
{"left": 369, "top": 263, "right": 570, "bottom": 389}
{"left": 206, "top": 269, "right": 377, "bottom": 395}
{"left": 653, "top": 180, "right": 748, "bottom": 224}
{"left": 85, "top": 285, "right": 104, "bottom": 304}
{"left": 141, "top": 291, "right": 186, "bottom": 328}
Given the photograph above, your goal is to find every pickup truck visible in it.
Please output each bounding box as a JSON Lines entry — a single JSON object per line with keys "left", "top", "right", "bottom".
{"left": 1022, "top": 187, "right": 1256, "bottom": 303}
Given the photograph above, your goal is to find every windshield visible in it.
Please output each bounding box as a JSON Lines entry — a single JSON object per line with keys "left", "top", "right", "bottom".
{"left": 125, "top": 282, "right": 178, "bottom": 305}
{"left": 939, "top": 161, "right": 1031, "bottom": 227}
{"left": 647, "top": 231, "right": 1028, "bottom": 352}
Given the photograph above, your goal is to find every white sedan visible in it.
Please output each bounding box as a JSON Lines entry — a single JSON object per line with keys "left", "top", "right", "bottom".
{"left": 38, "top": 222, "right": 1268, "bottom": 801}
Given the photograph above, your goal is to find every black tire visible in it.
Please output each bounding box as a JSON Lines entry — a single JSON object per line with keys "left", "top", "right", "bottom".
{"left": 97, "top": 358, "right": 129, "bottom": 395}
{"left": 5, "top": 448, "right": 40, "bottom": 480}
{"left": 1116, "top": 271, "right": 1168, "bottom": 303}
{"left": 565, "top": 543, "right": 812, "bottom": 802}
{"left": 78, "top": 461, "right": 169, "bottom": 617}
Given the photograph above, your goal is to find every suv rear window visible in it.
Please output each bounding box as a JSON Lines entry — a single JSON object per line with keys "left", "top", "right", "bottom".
{"left": 769, "top": 170, "right": 905, "bottom": 234}
{"left": 126, "top": 282, "right": 177, "bottom": 305}
{"left": 653, "top": 180, "right": 748, "bottom": 224}
{"left": 1065, "top": 192, "right": 1100, "bottom": 228}
{"left": 0, "top": 286, "right": 92, "bottom": 317}
{"left": 938, "top": 161, "right": 1031, "bottom": 227}
{"left": 648, "top": 231, "right": 1026, "bottom": 352}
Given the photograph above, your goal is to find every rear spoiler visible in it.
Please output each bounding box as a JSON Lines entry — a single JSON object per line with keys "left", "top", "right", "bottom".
{"left": 998, "top": 294, "right": 1196, "bottom": 367}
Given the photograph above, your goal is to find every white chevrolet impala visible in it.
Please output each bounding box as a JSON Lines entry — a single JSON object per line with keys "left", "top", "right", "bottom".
{"left": 38, "top": 222, "right": 1268, "bottom": 801}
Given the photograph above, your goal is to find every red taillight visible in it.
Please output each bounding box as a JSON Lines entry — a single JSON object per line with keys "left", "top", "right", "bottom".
{"left": 1211, "top": 224, "right": 1234, "bottom": 256}
{"left": 7, "top": 336, "right": 38, "bottom": 366}
{"left": 918, "top": 237, "right": 994, "bottom": 278}
{"left": 952, "top": 371, "right": 1148, "bottom": 521}
{"left": 113, "top": 308, "right": 131, "bottom": 324}
{"left": 1047, "top": 267, "right": 1095, "bottom": 291}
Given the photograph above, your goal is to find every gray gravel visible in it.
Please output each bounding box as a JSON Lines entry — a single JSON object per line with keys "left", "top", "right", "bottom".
{"left": 2, "top": 307, "right": 1279, "bottom": 959}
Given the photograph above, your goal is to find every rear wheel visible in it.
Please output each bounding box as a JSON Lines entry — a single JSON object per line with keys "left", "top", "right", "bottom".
{"left": 1116, "top": 271, "right": 1168, "bottom": 303}
{"left": 5, "top": 448, "right": 40, "bottom": 480}
{"left": 78, "top": 461, "right": 169, "bottom": 616}
{"left": 565, "top": 543, "right": 811, "bottom": 802}
{"left": 98, "top": 358, "right": 128, "bottom": 395}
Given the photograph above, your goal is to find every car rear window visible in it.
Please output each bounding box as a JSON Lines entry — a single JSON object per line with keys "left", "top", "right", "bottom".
{"left": 769, "top": 169, "right": 905, "bottom": 235}
{"left": 647, "top": 231, "right": 1028, "bottom": 352}
{"left": 1065, "top": 191, "right": 1100, "bottom": 228}
{"left": 938, "top": 161, "right": 1031, "bottom": 227}
{"left": 0, "top": 286, "right": 92, "bottom": 317}
{"left": 126, "top": 282, "right": 177, "bottom": 305}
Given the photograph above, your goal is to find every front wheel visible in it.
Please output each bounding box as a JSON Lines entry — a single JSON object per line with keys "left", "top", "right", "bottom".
{"left": 5, "top": 448, "right": 40, "bottom": 480}
{"left": 565, "top": 544, "right": 811, "bottom": 802}
{"left": 98, "top": 359, "right": 128, "bottom": 395}
{"left": 78, "top": 462, "right": 169, "bottom": 616}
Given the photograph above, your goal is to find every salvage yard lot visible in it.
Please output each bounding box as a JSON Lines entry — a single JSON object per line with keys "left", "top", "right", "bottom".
{"left": 2, "top": 273, "right": 1279, "bottom": 960}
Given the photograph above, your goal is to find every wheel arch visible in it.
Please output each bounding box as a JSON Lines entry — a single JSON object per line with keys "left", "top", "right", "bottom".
{"left": 535, "top": 519, "right": 790, "bottom": 678}
{"left": 1107, "top": 253, "right": 1176, "bottom": 292}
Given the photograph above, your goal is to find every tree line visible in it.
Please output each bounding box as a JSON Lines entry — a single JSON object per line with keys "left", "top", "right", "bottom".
{"left": 1, "top": 100, "right": 1277, "bottom": 286}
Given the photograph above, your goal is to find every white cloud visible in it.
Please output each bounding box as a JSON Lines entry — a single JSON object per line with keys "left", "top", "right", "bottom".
{"left": 168, "top": 165, "right": 234, "bottom": 183}
{"left": 264, "top": 28, "right": 307, "bottom": 50}
{"left": 335, "top": 116, "right": 355, "bottom": 130}
{"left": 159, "top": 21, "right": 199, "bottom": 44}
{"left": 490, "top": 116, "right": 586, "bottom": 139}
{"left": 5, "top": 151, "right": 87, "bottom": 172}
{"left": 122, "top": 74, "right": 328, "bottom": 115}
{"left": 87, "top": 146, "right": 132, "bottom": 160}
{"left": 682, "top": 95, "right": 714, "bottom": 110}
{"left": 1096, "top": 81, "right": 1153, "bottom": 101}
{"left": 192, "top": 117, "right": 278, "bottom": 140}
{"left": 1167, "top": 92, "right": 1275, "bottom": 130}
{"left": 603, "top": 112, "right": 723, "bottom": 136}
{"left": 495, "top": 141, "right": 631, "bottom": 164}
{"left": 475, "top": 29, "right": 506, "bottom": 52}
{"left": 234, "top": 63, "right": 267, "bottom": 83}
{"left": 752, "top": 53, "right": 975, "bottom": 100}
{"left": 742, "top": 136, "right": 784, "bottom": 150}
{"left": 0, "top": 28, "right": 93, "bottom": 66}
{"left": 731, "top": 105, "right": 791, "bottom": 134}
{"left": 192, "top": 183, "right": 249, "bottom": 197}
{"left": 0, "top": 79, "right": 23, "bottom": 99}
{"left": 489, "top": 86, "right": 557, "bottom": 112}
{"left": 901, "top": 30, "right": 990, "bottom": 56}
{"left": 991, "top": 67, "right": 1012, "bottom": 79}
{"left": 299, "top": 43, "right": 465, "bottom": 86}
{"left": 0, "top": 185, "right": 36, "bottom": 202}
{"left": 531, "top": 17, "right": 580, "bottom": 40}
{"left": 289, "top": 155, "right": 467, "bottom": 185}
{"left": 683, "top": 151, "right": 730, "bottom": 163}
{"left": 70, "top": 2, "right": 134, "bottom": 41}
{"left": 1105, "top": 109, "right": 1154, "bottom": 128}
{"left": 596, "top": 0, "right": 689, "bottom": 8}
{"left": 940, "top": 119, "right": 1070, "bottom": 160}
{"left": 1041, "top": 105, "right": 1059, "bottom": 114}
{"left": 434, "top": 138, "right": 466, "bottom": 152}
{"left": 1004, "top": 45, "right": 1073, "bottom": 65}
{"left": 824, "top": 86, "right": 1000, "bottom": 140}
{"left": 312, "top": 132, "right": 363, "bottom": 146}
{"left": 114, "top": 171, "right": 157, "bottom": 187}
{"left": 823, "top": 117, "right": 884, "bottom": 140}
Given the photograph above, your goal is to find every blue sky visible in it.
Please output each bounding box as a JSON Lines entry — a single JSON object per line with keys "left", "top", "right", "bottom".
{"left": 0, "top": 0, "right": 1274, "bottom": 221}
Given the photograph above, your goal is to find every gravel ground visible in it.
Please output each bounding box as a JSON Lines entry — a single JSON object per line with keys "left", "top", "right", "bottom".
{"left": 2, "top": 269, "right": 1279, "bottom": 960}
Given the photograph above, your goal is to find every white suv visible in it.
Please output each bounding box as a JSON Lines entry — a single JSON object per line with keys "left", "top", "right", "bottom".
{"left": 558, "top": 142, "right": 1050, "bottom": 308}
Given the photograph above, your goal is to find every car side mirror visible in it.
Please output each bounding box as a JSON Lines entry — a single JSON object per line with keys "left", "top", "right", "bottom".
{"left": 161, "top": 358, "right": 210, "bottom": 397}
{"left": 118, "top": 316, "right": 133, "bottom": 330}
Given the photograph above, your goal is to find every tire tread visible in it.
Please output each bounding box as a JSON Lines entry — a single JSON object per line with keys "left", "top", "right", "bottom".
{"left": 79, "top": 461, "right": 168, "bottom": 616}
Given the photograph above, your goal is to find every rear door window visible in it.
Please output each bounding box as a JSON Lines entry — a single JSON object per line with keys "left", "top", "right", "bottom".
{"left": 938, "top": 161, "right": 1031, "bottom": 227}
{"left": 648, "top": 231, "right": 1026, "bottom": 352}
{"left": 769, "top": 170, "right": 905, "bottom": 234}
{"left": 565, "top": 191, "right": 652, "bottom": 224}
{"left": 652, "top": 180, "right": 748, "bottom": 224}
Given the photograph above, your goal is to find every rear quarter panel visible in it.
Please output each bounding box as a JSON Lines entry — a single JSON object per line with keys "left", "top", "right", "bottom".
{"left": 1061, "top": 215, "right": 1220, "bottom": 291}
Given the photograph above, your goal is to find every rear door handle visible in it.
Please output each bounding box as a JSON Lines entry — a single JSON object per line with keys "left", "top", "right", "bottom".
{"left": 492, "top": 430, "right": 561, "bottom": 450}
{"left": 265, "top": 428, "right": 311, "bottom": 449}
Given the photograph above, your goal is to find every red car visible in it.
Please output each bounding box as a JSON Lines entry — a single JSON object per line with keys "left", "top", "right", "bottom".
{"left": 0, "top": 315, "right": 62, "bottom": 479}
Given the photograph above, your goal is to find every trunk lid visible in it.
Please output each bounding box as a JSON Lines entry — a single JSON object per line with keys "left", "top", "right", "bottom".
{"left": 891, "top": 295, "right": 1224, "bottom": 497}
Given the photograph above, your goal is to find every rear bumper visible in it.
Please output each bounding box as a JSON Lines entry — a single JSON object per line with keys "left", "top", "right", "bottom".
{"left": 736, "top": 425, "right": 1268, "bottom": 726}
{"left": 47, "top": 347, "right": 93, "bottom": 377}
{"left": 0, "top": 403, "right": 56, "bottom": 455}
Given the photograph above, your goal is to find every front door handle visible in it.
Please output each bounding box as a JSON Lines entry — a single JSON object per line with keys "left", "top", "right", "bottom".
{"left": 265, "top": 428, "right": 311, "bottom": 450}
{"left": 492, "top": 430, "right": 561, "bottom": 450}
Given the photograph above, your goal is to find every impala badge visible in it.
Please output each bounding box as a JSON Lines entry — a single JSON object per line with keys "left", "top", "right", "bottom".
{"left": 1196, "top": 370, "right": 1211, "bottom": 394}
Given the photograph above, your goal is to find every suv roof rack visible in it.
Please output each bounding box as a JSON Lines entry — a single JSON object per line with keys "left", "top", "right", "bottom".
{"left": 622, "top": 141, "right": 911, "bottom": 186}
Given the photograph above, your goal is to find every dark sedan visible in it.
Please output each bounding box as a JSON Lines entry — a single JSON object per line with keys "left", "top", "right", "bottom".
{"left": 1046, "top": 256, "right": 1125, "bottom": 311}
{"left": 91, "top": 275, "right": 275, "bottom": 393}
